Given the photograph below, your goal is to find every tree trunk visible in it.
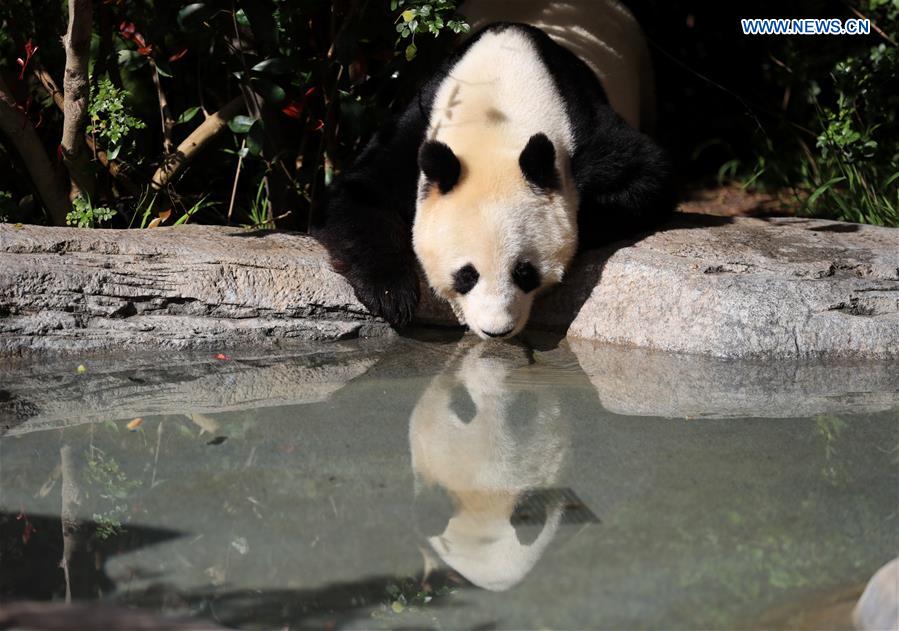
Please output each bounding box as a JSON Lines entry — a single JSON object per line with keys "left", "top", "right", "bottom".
{"left": 61, "top": 0, "right": 94, "bottom": 199}
{"left": 59, "top": 444, "right": 85, "bottom": 602}
{"left": 0, "top": 76, "right": 71, "bottom": 225}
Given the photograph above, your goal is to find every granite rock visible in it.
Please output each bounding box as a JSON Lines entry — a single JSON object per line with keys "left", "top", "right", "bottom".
{"left": 1, "top": 215, "right": 897, "bottom": 357}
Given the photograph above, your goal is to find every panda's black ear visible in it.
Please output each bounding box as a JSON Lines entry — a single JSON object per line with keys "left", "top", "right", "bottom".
{"left": 419, "top": 140, "right": 461, "bottom": 194}
{"left": 519, "top": 133, "right": 559, "bottom": 191}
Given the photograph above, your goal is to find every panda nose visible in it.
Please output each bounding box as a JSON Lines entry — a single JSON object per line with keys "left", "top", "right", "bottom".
{"left": 483, "top": 326, "right": 515, "bottom": 338}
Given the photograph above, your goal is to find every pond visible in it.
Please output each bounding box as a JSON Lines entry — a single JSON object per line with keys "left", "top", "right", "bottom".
{"left": 1, "top": 332, "right": 897, "bottom": 629}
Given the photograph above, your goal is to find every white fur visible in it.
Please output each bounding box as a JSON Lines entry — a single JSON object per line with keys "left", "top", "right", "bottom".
{"left": 462, "top": 0, "right": 655, "bottom": 131}
{"left": 412, "top": 27, "right": 580, "bottom": 339}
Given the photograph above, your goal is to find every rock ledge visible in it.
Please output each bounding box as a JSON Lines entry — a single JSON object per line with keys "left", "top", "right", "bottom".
{"left": 1, "top": 215, "right": 897, "bottom": 357}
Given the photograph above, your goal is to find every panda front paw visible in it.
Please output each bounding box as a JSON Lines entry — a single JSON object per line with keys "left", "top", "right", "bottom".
{"left": 341, "top": 261, "right": 421, "bottom": 327}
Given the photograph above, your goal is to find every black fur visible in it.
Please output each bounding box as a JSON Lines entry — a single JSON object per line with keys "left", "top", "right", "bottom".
{"left": 419, "top": 140, "right": 462, "bottom": 193}
{"left": 452, "top": 264, "right": 479, "bottom": 295}
{"left": 511, "top": 261, "right": 541, "bottom": 293}
{"left": 519, "top": 133, "right": 559, "bottom": 190}
{"left": 313, "top": 23, "right": 676, "bottom": 326}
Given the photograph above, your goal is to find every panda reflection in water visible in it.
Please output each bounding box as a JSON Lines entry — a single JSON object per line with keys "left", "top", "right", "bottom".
{"left": 408, "top": 343, "right": 572, "bottom": 591}
{"left": 313, "top": 2, "right": 675, "bottom": 339}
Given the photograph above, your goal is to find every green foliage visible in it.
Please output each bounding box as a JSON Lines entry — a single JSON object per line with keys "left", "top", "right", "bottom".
{"left": 733, "top": 2, "right": 899, "bottom": 225}
{"left": 372, "top": 577, "right": 456, "bottom": 623}
{"left": 391, "top": 0, "right": 470, "bottom": 59}
{"left": 86, "top": 449, "right": 141, "bottom": 540}
{"left": 87, "top": 77, "right": 146, "bottom": 161}
{"left": 246, "top": 176, "right": 274, "bottom": 229}
{"left": 1, "top": 0, "right": 893, "bottom": 228}
{"left": 86, "top": 449, "right": 141, "bottom": 497}
{"left": 66, "top": 196, "right": 117, "bottom": 228}
{"left": 804, "top": 40, "right": 899, "bottom": 225}
{"left": 92, "top": 513, "right": 126, "bottom": 540}
{"left": 0, "top": 0, "right": 465, "bottom": 229}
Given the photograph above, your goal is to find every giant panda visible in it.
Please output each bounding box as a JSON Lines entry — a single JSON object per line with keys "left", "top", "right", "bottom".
{"left": 408, "top": 342, "right": 570, "bottom": 591}
{"left": 313, "top": 1, "right": 675, "bottom": 338}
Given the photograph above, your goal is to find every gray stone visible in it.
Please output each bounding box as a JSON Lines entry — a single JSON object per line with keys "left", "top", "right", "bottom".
{"left": 567, "top": 338, "right": 899, "bottom": 419}
{"left": 0, "top": 341, "right": 388, "bottom": 435}
{"left": 1, "top": 214, "right": 897, "bottom": 357}
{"left": 550, "top": 215, "right": 898, "bottom": 358}
{"left": 0, "top": 224, "right": 395, "bottom": 355}
{"left": 853, "top": 558, "right": 899, "bottom": 631}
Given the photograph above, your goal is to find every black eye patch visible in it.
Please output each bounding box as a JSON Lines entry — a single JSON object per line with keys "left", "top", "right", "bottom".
{"left": 452, "top": 264, "right": 479, "bottom": 295}
{"left": 512, "top": 261, "right": 541, "bottom": 293}
{"left": 449, "top": 383, "right": 477, "bottom": 424}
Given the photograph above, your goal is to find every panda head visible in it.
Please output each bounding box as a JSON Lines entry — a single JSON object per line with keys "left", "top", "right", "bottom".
{"left": 412, "top": 133, "right": 579, "bottom": 340}
{"left": 409, "top": 342, "right": 569, "bottom": 590}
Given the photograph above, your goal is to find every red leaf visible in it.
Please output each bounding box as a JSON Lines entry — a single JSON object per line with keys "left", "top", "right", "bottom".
{"left": 17, "top": 509, "right": 36, "bottom": 545}
{"left": 17, "top": 39, "right": 39, "bottom": 80}
{"left": 311, "top": 119, "right": 324, "bottom": 131}
{"left": 280, "top": 101, "right": 303, "bottom": 119}
{"left": 214, "top": 353, "right": 231, "bottom": 361}
{"left": 119, "top": 21, "right": 136, "bottom": 37}
{"left": 22, "top": 521, "right": 36, "bottom": 545}
{"left": 137, "top": 45, "right": 153, "bottom": 56}
{"left": 168, "top": 47, "right": 188, "bottom": 62}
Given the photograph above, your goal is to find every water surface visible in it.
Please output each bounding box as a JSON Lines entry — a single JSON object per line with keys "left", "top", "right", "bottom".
{"left": 1, "top": 333, "right": 897, "bottom": 629}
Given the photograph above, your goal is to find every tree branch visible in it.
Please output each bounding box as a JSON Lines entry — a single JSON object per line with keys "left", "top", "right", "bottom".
{"left": 151, "top": 96, "right": 245, "bottom": 190}
{"left": 0, "top": 76, "right": 71, "bottom": 225}
{"left": 61, "top": 0, "right": 94, "bottom": 198}
{"left": 149, "top": 60, "right": 175, "bottom": 154}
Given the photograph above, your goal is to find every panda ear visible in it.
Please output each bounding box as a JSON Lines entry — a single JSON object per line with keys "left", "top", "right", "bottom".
{"left": 519, "top": 133, "right": 559, "bottom": 190}
{"left": 419, "top": 140, "right": 461, "bottom": 194}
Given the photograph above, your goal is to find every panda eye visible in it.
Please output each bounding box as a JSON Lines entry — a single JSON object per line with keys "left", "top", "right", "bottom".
{"left": 512, "top": 261, "right": 541, "bottom": 293}
{"left": 449, "top": 383, "right": 476, "bottom": 424}
{"left": 452, "top": 264, "right": 479, "bottom": 295}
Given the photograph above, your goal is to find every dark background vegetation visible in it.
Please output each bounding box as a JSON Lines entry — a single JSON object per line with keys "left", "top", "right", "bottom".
{"left": 0, "top": 0, "right": 895, "bottom": 231}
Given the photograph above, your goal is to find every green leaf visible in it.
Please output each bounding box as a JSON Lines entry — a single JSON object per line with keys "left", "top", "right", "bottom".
{"left": 228, "top": 114, "right": 255, "bottom": 134}
{"left": 154, "top": 60, "right": 173, "bottom": 78}
{"left": 177, "top": 106, "right": 201, "bottom": 124}
{"left": 118, "top": 49, "right": 148, "bottom": 71}
{"left": 177, "top": 3, "right": 210, "bottom": 30}
{"left": 252, "top": 78, "right": 286, "bottom": 105}
{"left": 246, "top": 119, "right": 265, "bottom": 157}
{"left": 405, "top": 42, "right": 417, "bottom": 61}
{"left": 251, "top": 57, "right": 293, "bottom": 76}
{"left": 107, "top": 145, "right": 121, "bottom": 161}
{"left": 807, "top": 176, "right": 846, "bottom": 208}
